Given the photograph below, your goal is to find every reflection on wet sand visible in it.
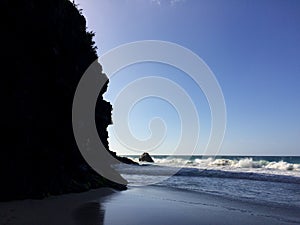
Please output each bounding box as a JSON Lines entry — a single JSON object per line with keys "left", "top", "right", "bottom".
{"left": 0, "top": 188, "right": 115, "bottom": 225}
{"left": 73, "top": 202, "right": 105, "bottom": 225}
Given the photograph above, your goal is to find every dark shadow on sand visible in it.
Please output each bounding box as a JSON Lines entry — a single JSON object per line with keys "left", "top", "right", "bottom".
{"left": 0, "top": 188, "right": 116, "bottom": 225}
{"left": 73, "top": 202, "right": 105, "bottom": 225}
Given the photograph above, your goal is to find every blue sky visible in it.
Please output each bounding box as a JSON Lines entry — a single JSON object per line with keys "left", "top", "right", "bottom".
{"left": 76, "top": 0, "right": 300, "bottom": 155}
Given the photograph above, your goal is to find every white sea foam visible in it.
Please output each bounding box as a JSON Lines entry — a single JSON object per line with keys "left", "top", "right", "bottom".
{"left": 149, "top": 157, "right": 300, "bottom": 171}
{"left": 265, "top": 161, "right": 294, "bottom": 170}
{"left": 127, "top": 156, "right": 300, "bottom": 180}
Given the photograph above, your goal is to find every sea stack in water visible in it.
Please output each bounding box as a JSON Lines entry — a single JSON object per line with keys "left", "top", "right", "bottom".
{"left": 139, "top": 152, "right": 154, "bottom": 163}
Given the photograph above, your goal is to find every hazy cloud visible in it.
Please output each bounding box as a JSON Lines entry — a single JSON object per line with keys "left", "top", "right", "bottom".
{"left": 150, "top": 0, "right": 186, "bottom": 7}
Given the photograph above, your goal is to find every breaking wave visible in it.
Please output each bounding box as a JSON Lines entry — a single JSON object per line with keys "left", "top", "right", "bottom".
{"left": 125, "top": 156, "right": 300, "bottom": 183}
{"left": 132, "top": 156, "right": 300, "bottom": 171}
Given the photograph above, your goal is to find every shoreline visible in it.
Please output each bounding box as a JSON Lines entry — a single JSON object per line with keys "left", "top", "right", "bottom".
{"left": 103, "top": 185, "right": 300, "bottom": 225}
{"left": 0, "top": 185, "right": 299, "bottom": 225}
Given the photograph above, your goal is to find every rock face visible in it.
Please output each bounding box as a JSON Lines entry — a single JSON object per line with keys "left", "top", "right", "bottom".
{"left": 0, "top": 0, "right": 125, "bottom": 201}
{"left": 110, "top": 151, "right": 139, "bottom": 165}
{"left": 139, "top": 153, "right": 154, "bottom": 163}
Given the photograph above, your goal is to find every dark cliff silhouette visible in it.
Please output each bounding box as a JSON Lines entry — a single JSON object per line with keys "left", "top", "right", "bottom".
{"left": 1, "top": 0, "right": 129, "bottom": 201}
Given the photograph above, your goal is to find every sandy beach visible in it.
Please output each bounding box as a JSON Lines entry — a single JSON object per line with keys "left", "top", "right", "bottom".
{"left": 1, "top": 185, "right": 299, "bottom": 225}
{"left": 0, "top": 188, "right": 115, "bottom": 225}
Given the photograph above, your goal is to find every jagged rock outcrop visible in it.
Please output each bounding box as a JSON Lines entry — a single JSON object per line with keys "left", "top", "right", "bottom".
{"left": 110, "top": 151, "right": 139, "bottom": 165}
{"left": 139, "top": 152, "right": 154, "bottom": 163}
{"left": 0, "top": 0, "right": 125, "bottom": 201}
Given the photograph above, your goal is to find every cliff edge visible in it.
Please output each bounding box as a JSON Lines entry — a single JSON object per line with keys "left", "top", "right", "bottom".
{"left": 1, "top": 0, "right": 125, "bottom": 201}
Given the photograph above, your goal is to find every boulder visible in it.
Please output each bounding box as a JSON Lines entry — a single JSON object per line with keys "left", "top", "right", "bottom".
{"left": 139, "top": 152, "right": 154, "bottom": 163}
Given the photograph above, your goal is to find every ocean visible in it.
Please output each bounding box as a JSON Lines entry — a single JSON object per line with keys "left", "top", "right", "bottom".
{"left": 115, "top": 155, "right": 300, "bottom": 208}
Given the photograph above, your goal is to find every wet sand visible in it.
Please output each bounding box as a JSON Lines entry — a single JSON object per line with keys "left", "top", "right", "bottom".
{"left": 0, "top": 186, "right": 299, "bottom": 225}
{"left": 103, "top": 186, "right": 300, "bottom": 225}
{"left": 0, "top": 188, "right": 114, "bottom": 225}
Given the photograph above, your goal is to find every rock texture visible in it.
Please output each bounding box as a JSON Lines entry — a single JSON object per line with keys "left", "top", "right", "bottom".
{"left": 139, "top": 153, "right": 154, "bottom": 163}
{"left": 110, "top": 151, "right": 139, "bottom": 165}
{"left": 1, "top": 0, "right": 125, "bottom": 201}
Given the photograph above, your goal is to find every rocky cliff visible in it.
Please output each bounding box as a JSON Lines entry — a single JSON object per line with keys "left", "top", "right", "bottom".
{"left": 1, "top": 0, "right": 125, "bottom": 201}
